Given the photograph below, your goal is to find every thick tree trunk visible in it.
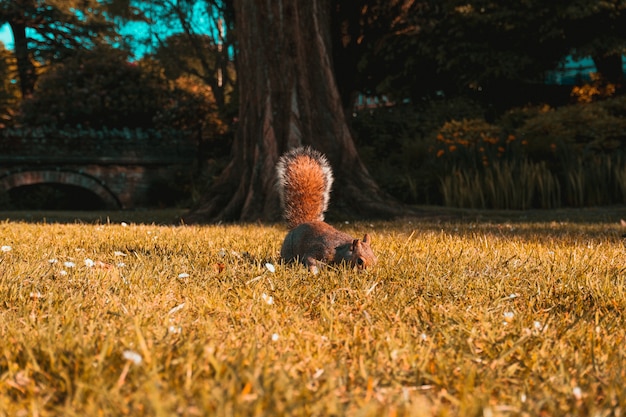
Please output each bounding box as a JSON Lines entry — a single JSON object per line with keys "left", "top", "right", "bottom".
{"left": 183, "top": 0, "right": 402, "bottom": 224}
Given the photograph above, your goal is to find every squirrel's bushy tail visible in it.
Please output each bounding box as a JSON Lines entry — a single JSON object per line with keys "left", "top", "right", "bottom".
{"left": 276, "top": 147, "right": 334, "bottom": 229}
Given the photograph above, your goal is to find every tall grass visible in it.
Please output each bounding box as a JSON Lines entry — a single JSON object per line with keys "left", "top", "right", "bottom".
{"left": 0, "top": 211, "right": 625, "bottom": 416}
{"left": 440, "top": 154, "right": 625, "bottom": 209}
{"left": 441, "top": 160, "right": 561, "bottom": 209}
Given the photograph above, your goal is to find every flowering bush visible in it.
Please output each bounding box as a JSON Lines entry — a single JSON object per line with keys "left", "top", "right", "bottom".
{"left": 430, "top": 119, "right": 523, "bottom": 169}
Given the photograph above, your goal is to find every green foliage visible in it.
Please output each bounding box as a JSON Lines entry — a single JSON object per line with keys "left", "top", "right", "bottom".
{"left": 354, "top": 96, "right": 626, "bottom": 209}
{"left": 150, "top": 33, "right": 237, "bottom": 112}
{"left": 353, "top": 97, "right": 484, "bottom": 204}
{"left": 18, "top": 47, "right": 162, "bottom": 129}
{"left": 341, "top": 0, "right": 626, "bottom": 103}
{"left": 516, "top": 96, "right": 626, "bottom": 157}
{"left": 0, "top": 213, "right": 625, "bottom": 415}
{"left": 16, "top": 46, "right": 224, "bottom": 135}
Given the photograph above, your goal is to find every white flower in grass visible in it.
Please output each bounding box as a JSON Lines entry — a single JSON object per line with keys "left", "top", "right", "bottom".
{"left": 48, "top": 258, "right": 58, "bottom": 264}
{"left": 84, "top": 258, "right": 95, "bottom": 267}
{"left": 261, "top": 293, "right": 274, "bottom": 305}
{"left": 64, "top": 261, "right": 76, "bottom": 268}
{"left": 572, "top": 386, "right": 583, "bottom": 400}
{"left": 271, "top": 333, "right": 279, "bottom": 341}
{"left": 1, "top": 245, "right": 12, "bottom": 252}
{"left": 178, "top": 272, "right": 190, "bottom": 279}
{"left": 168, "top": 325, "right": 182, "bottom": 334}
{"left": 114, "top": 251, "right": 127, "bottom": 257}
{"left": 265, "top": 263, "right": 275, "bottom": 273}
{"left": 59, "top": 270, "right": 68, "bottom": 276}
{"left": 117, "top": 262, "right": 126, "bottom": 268}
{"left": 503, "top": 311, "right": 514, "bottom": 322}
{"left": 122, "top": 350, "right": 142, "bottom": 365}
{"left": 121, "top": 222, "right": 129, "bottom": 227}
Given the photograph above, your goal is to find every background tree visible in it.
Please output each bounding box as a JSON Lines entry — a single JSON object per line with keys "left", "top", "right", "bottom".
{"left": 0, "top": 0, "right": 146, "bottom": 97}
{"left": 17, "top": 45, "right": 222, "bottom": 134}
{"left": 330, "top": 0, "right": 426, "bottom": 110}
{"left": 0, "top": 42, "right": 20, "bottom": 126}
{"left": 184, "top": 0, "right": 401, "bottom": 223}
{"left": 330, "top": 0, "right": 626, "bottom": 111}
{"left": 559, "top": 0, "right": 626, "bottom": 86}
{"left": 150, "top": 33, "right": 237, "bottom": 119}
{"left": 136, "top": 0, "right": 237, "bottom": 120}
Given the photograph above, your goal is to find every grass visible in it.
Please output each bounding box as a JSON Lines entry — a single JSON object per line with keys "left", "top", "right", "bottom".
{"left": 0, "top": 208, "right": 625, "bottom": 416}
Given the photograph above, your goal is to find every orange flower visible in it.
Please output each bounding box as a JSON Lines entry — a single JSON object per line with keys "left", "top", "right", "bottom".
{"left": 449, "top": 145, "right": 457, "bottom": 152}
{"left": 437, "top": 149, "right": 445, "bottom": 157}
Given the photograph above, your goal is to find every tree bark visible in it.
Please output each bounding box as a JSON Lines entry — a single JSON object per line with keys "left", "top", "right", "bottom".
{"left": 592, "top": 53, "right": 624, "bottom": 86}
{"left": 183, "top": 0, "right": 402, "bottom": 224}
{"left": 9, "top": 20, "right": 36, "bottom": 97}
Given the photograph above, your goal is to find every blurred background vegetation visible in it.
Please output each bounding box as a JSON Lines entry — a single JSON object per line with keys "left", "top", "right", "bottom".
{"left": 1, "top": 0, "right": 626, "bottom": 210}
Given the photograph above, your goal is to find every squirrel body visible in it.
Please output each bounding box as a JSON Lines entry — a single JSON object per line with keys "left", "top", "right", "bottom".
{"left": 276, "top": 147, "right": 377, "bottom": 272}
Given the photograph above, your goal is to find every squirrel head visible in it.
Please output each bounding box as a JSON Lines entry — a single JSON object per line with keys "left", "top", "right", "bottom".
{"left": 350, "top": 234, "right": 377, "bottom": 270}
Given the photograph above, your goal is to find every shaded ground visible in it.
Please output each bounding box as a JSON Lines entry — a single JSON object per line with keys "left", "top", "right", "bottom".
{"left": 0, "top": 209, "right": 187, "bottom": 225}
{"left": 0, "top": 205, "right": 623, "bottom": 225}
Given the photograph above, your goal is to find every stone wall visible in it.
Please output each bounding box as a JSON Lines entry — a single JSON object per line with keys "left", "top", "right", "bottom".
{"left": 0, "top": 129, "right": 198, "bottom": 208}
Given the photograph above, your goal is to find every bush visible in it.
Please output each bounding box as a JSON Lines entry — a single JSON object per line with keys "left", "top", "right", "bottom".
{"left": 515, "top": 96, "right": 626, "bottom": 159}
{"left": 16, "top": 47, "right": 224, "bottom": 138}
{"left": 353, "top": 95, "right": 626, "bottom": 209}
{"left": 352, "top": 97, "right": 484, "bottom": 204}
{"left": 18, "top": 47, "right": 165, "bottom": 129}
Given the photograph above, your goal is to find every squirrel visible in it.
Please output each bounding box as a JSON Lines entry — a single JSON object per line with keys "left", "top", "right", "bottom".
{"left": 275, "top": 146, "right": 377, "bottom": 273}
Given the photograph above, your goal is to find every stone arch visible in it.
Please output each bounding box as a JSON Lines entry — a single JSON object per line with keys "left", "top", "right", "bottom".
{"left": 0, "top": 170, "right": 121, "bottom": 209}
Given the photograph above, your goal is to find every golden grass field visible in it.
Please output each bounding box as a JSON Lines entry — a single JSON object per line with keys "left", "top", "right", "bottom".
{"left": 0, "top": 207, "right": 625, "bottom": 416}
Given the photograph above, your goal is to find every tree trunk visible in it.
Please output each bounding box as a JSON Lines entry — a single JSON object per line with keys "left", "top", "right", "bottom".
{"left": 592, "top": 53, "right": 624, "bottom": 86}
{"left": 183, "top": 0, "right": 402, "bottom": 224}
{"left": 10, "top": 20, "right": 37, "bottom": 97}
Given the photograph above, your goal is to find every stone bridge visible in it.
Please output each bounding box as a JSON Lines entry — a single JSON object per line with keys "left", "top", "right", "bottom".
{"left": 0, "top": 129, "right": 198, "bottom": 209}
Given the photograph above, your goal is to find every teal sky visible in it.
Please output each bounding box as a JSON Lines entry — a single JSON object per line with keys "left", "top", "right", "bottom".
{"left": 0, "top": 24, "right": 12, "bottom": 48}
{"left": 0, "top": 3, "right": 216, "bottom": 58}
{"left": 0, "top": 22, "right": 158, "bottom": 57}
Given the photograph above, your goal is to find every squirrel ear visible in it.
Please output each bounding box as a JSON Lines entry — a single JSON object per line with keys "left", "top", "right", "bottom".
{"left": 351, "top": 239, "right": 360, "bottom": 251}
{"left": 363, "top": 234, "right": 371, "bottom": 244}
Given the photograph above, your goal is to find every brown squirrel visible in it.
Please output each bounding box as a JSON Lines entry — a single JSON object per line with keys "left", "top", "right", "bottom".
{"left": 276, "top": 146, "right": 377, "bottom": 273}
